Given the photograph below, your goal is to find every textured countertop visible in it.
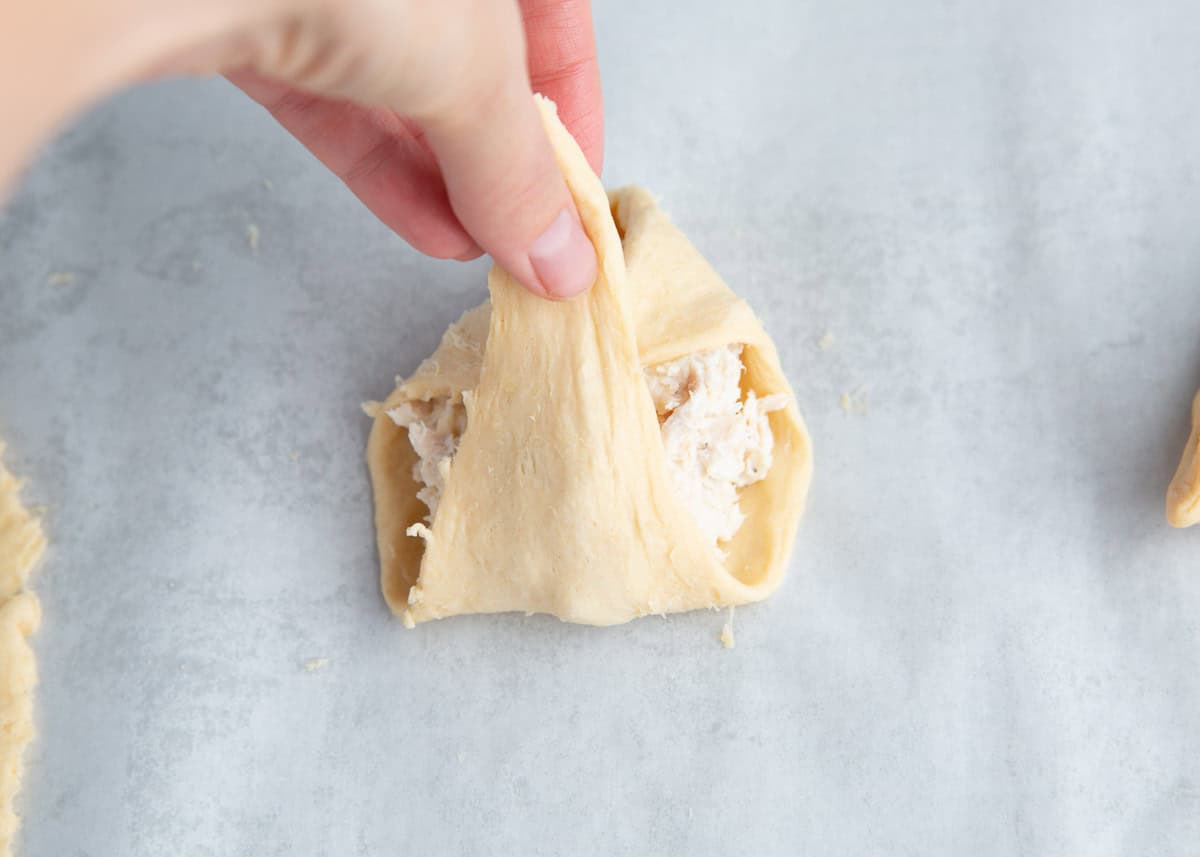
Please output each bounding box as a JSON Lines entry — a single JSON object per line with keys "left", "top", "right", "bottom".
{"left": 3, "top": 0, "right": 1200, "bottom": 853}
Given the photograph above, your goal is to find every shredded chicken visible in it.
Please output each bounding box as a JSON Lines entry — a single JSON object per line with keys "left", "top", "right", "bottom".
{"left": 388, "top": 344, "right": 785, "bottom": 544}
{"left": 385, "top": 396, "right": 467, "bottom": 521}
{"left": 644, "top": 345, "right": 787, "bottom": 543}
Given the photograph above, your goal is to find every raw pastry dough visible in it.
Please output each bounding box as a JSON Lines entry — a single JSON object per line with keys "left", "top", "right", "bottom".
{"left": 366, "top": 96, "right": 812, "bottom": 626}
{"left": 1167, "top": 390, "right": 1200, "bottom": 527}
{"left": 0, "top": 444, "right": 45, "bottom": 857}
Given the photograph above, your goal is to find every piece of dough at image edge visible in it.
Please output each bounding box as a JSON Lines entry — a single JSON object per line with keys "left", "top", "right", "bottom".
{"left": 0, "top": 444, "right": 46, "bottom": 857}
{"left": 1167, "top": 390, "right": 1200, "bottom": 527}
{"left": 366, "top": 96, "right": 813, "bottom": 627}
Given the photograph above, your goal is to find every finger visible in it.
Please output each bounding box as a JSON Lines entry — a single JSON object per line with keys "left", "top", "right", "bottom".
{"left": 227, "top": 69, "right": 481, "bottom": 261}
{"left": 520, "top": 0, "right": 604, "bottom": 174}
{"left": 232, "top": 1, "right": 595, "bottom": 298}
{"left": 408, "top": 2, "right": 597, "bottom": 299}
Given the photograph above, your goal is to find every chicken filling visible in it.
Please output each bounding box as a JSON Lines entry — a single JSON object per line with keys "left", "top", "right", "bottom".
{"left": 387, "top": 344, "right": 785, "bottom": 546}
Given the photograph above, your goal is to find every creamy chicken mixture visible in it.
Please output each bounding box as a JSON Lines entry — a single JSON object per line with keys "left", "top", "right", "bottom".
{"left": 644, "top": 345, "right": 787, "bottom": 543}
{"left": 385, "top": 396, "right": 467, "bottom": 521}
{"left": 388, "top": 344, "right": 784, "bottom": 545}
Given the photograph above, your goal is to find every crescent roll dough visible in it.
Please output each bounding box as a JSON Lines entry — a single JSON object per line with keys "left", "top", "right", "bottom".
{"left": 366, "top": 97, "right": 812, "bottom": 626}
{"left": 1167, "top": 390, "right": 1200, "bottom": 527}
{"left": 0, "top": 445, "right": 45, "bottom": 857}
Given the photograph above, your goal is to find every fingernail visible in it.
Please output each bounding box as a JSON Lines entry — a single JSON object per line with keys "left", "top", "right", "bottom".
{"left": 528, "top": 207, "right": 597, "bottom": 299}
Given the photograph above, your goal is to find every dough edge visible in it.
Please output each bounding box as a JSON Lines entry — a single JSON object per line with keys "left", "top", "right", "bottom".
{"left": 0, "top": 444, "right": 46, "bottom": 857}
{"left": 1167, "top": 390, "right": 1200, "bottom": 527}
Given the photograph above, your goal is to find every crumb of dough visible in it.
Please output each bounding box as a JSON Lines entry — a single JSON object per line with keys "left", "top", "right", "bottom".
{"left": 839, "top": 389, "right": 867, "bottom": 415}
{"left": 302, "top": 657, "right": 328, "bottom": 672}
{"left": 817, "top": 331, "right": 835, "bottom": 351}
{"left": 389, "top": 344, "right": 784, "bottom": 547}
{"left": 46, "top": 271, "right": 75, "bottom": 287}
{"left": 361, "top": 400, "right": 383, "bottom": 418}
{"left": 287, "top": 450, "right": 300, "bottom": 462}
{"left": 262, "top": 178, "right": 274, "bottom": 191}
{"left": 246, "top": 223, "right": 260, "bottom": 253}
{"left": 719, "top": 623, "right": 735, "bottom": 648}
{"left": 719, "top": 606, "right": 736, "bottom": 649}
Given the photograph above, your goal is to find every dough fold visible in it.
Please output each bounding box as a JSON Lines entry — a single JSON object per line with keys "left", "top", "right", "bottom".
{"left": 1167, "top": 390, "right": 1200, "bottom": 527}
{"left": 0, "top": 445, "right": 45, "bottom": 857}
{"left": 367, "top": 97, "right": 812, "bottom": 626}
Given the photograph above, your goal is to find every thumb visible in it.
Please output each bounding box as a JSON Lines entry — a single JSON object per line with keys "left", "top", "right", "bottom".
{"left": 236, "top": 0, "right": 598, "bottom": 299}
{"left": 419, "top": 78, "right": 598, "bottom": 300}
{"left": 407, "top": 7, "right": 597, "bottom": 301}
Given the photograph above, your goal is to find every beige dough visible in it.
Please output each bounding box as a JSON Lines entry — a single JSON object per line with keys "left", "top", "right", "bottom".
{"left": 0, "top": 444, "right": 45, "bottom": 857}
{"left": 1167, "top": 390, "right": 1200, "bottom": 527}
{"left": 366, "top": 96, "right": 812, "bottom": 626}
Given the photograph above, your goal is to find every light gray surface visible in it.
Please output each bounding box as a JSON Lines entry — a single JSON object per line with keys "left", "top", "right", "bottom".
{"left": 3, "top": 0, "right": 1200, "bottom": 854}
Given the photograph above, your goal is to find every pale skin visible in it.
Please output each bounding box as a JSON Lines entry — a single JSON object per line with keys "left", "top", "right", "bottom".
{"left": 1, "top": 0, "right": 603, "bottom": 299}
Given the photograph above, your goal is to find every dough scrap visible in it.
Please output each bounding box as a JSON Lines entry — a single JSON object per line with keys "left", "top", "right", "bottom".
{"left": 366, "top": 96, "right": 812, "bottom": 626}
{"left": 1167, "top": 390, "right": 1200, "bottom": 527}
{"left": 0, "top": 444, "right": 45, "bottom": 857}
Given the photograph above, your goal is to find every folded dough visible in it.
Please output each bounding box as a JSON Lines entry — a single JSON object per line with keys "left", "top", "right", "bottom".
{"left": 0, "top": 444, "right": 45, "bottom": 857}
{"left": 1167, "top": 390, "right": 1200, "bottom": 527}
{"left": 366, "top": 96, "right": 812, "bottom": 626}
{"left": 391, "top": 341, "right": 787, "bottom": 545}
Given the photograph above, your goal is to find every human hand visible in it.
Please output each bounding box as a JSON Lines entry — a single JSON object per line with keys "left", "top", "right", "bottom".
{"left": 2, "top": 0, "right": 602, "bottom": 299}
{"left": 226, "top": 0, "right": 603, "bottom": 299}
